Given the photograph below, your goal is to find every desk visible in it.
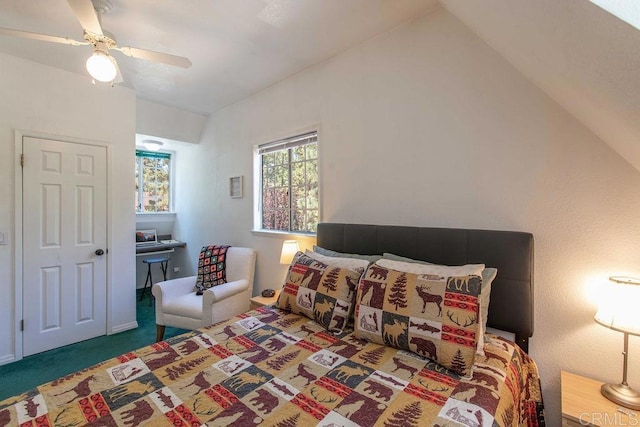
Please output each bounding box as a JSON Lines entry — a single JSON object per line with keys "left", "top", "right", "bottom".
{"left": 136, "top": 240, "right": 187, "bottom": 290}
{"left": 136, "top": 240, "right": 186, "bottom": 256}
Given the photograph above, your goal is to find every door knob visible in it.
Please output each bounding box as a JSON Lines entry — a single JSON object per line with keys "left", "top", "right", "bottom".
{"left": 95, "top": 249, "right": 105, "bottom": 256}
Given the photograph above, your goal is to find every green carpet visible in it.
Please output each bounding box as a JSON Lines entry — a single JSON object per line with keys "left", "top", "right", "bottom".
{"left": 0, "top": 290, "right": 188, "bottom": 401}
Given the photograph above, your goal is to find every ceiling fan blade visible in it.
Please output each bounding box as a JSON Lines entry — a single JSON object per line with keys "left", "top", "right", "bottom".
{"left": 0, "top": 27, "right": 88, "bottom": 46}
{"left": 67, "top": 0, "right": 103, "bottom": 36}
{"left": 113, "top": 59, "right": 124, "bottom": 84}
{"left": 115, "top": 46, "right": 192, "bottom": 68}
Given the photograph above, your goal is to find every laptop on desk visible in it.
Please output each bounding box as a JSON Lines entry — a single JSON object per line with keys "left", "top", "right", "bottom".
{"left": 136, "top": 229, "right": 160, "bottom": 247}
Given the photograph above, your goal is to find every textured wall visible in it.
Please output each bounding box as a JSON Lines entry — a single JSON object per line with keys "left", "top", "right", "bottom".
{"left": 174, "top": 8, "right": 640, "bottom": 425}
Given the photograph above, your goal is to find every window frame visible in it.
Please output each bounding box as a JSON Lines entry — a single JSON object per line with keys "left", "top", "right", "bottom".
{"left": 253, "top": 131, "right": 319, "bottom": 236}
{"left": 135, "top": 149, "right": 175, "bottom": 214}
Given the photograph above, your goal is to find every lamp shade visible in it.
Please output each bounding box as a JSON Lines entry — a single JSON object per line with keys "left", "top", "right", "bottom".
{"left": 595, "top": 276, "right": 640, "bottom": 336}
{"left": 86, "top": 51, "right": 117, "bottom": 82}
{"left": 280, "top": 240, "right": 299, "bottom": 265}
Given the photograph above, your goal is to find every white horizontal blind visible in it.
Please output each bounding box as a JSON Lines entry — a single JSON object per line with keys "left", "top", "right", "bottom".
{"left": 258, "top": 131, "right": 318, "bottom": 154}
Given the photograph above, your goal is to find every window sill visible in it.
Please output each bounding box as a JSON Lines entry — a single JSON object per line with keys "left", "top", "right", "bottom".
{"left": 136, "top": 212, "right": 176, "bottom": 223}
{"left": 251, "top": 229, "right": 316, "bottom": 239}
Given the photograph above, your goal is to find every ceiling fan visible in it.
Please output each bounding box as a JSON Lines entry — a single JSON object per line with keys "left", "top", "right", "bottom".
{"left": 0, "top": 0, "right": 191, "bottom": 84}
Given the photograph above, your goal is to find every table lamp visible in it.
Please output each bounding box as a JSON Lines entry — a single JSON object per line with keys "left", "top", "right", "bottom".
{"left": 280, "top": 240, "right": 299, "bottom": 265}
{"left": 594, "top": 276, "right": 640, "bottom": 410}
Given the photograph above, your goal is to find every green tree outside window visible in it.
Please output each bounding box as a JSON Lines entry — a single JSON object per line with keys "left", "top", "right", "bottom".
{"left": 135, "top": 150, "right": 171, "bottom": 213}
{"left": 258, "top": 132, "right": 318, "bottom": 233}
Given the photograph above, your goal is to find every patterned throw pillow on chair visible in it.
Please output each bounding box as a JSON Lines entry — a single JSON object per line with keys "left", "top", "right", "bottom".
{"left": 195, "top": 245, "right": 231, "bottom": 295}
{"left": 277, "top": 252, "right": 362, "bottom": 333}
{"left": 353, "top": 263, "right": 482, "bottom": 377}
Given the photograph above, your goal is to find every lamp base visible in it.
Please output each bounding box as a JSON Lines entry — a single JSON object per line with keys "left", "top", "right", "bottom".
{"left": 601, "top": 383, "right": 640, "bottom": 410}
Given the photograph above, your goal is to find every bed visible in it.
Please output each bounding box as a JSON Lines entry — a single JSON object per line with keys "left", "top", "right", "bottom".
{"left": 0, "top": 223, "right": 545, "bottom": 426}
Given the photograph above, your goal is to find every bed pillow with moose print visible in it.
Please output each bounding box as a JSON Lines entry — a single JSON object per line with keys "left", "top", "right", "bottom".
{"left": 377, "top": 257, "right": 493, "bottom": 356}
{"left": 353, "top": 262, "right": 484, "bottom": 377}
{"left": 277, "top": 251, "right": 363, "bottom": 333}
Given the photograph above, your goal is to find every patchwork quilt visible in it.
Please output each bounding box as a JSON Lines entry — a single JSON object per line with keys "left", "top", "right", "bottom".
{"left": 0, "top": 307, "right": 545, "bottom": 426}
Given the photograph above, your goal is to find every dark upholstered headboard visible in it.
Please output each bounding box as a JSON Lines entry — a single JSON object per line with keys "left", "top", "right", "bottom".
{"left": 316, "top": 223, "right": 534, "bottom": 352}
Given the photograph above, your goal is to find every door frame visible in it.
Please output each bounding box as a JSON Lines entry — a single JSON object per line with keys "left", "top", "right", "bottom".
{"left": 13, "top": 130, "right": 112, "bottom": 363}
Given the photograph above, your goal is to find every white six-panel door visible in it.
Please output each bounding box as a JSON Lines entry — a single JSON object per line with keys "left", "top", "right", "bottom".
{"left": 22, "top": 136, "right": 107, "bottom": 356}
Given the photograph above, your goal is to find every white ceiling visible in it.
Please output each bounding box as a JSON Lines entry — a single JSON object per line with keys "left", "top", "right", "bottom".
{"left": 2, "top": 0, "right": 639, "bottom": 172}
{"left": 0, "top": 0, "right": 438, "bottom": 115}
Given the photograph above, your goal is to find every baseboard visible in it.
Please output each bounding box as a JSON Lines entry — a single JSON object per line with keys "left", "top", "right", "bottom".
{"left": 0, "top": 353, "right": 18, "bottom": 366}
{"left": 110, "top": 321, "right": 139, "bottom": 334}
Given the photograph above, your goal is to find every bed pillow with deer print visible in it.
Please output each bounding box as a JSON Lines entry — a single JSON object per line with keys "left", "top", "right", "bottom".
{"left": 276, "top": 252, "right": 363, "bottom": 333}
{"left": 353, "top": 262, "right": 484, "bottom": 377}
{"left": 378, "top": 257, "right": 495, "bottom": 356}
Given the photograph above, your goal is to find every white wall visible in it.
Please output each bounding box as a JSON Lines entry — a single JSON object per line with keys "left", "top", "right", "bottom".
{"left": 136, "top": 99, "right": 206, "bottom": 144}
{"left": 442, "top": 0, "right": 640, "bottom": 175}
{"left": 175, "top": 8, "right": 640, "bottom": 425}
{"left": 134, "top": 98, "right": 207, "bottom": 287}
{"left": 0, "top": 53, "right": 137, "bottom": 362}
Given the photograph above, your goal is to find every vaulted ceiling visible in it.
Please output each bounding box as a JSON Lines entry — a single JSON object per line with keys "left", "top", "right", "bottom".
{"left": 441, "top": 0, "right": 640, "bottom": 172}
{"left": 1, "top": 0, "right": 639, "bottom": 171}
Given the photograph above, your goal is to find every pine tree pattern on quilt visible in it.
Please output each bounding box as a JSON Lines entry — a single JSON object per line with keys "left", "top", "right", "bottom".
{"left": 0, "top": 307, "right": 545, "bottom": 426}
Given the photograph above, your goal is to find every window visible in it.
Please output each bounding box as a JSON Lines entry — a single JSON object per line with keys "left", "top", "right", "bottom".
{"left": 257, "top": 131, "right": 318, "bottom": 233}
{"left": 135, "top": 150, "right": 171, "bottom": 213}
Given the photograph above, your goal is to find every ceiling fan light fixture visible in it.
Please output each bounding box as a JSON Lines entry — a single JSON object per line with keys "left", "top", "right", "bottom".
{"left": 86, "top": 50, "right": 117, "bottom": 82}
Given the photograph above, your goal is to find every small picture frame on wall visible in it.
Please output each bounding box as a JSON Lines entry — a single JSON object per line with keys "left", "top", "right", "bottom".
{"left": 230, "top": 176, "right": 243, "bottom": 198}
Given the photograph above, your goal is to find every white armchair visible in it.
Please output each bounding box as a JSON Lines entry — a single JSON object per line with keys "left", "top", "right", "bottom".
{"left": 152, "top": 246, "right": 256, "bottom": 342}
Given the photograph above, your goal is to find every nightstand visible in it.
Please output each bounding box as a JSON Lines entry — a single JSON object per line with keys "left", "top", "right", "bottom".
{"left": 250, "top": 289, "right": 281, "bottom": 311}
{"left": 561, "top": 371, "right": 639, "bottom": 426}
